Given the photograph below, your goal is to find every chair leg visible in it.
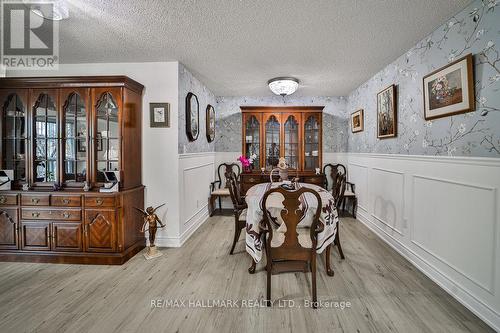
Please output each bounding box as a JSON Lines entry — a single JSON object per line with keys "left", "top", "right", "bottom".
{"left": 342, "top": 197, "right": 346, "bottom": 215}
{"left": 230, "top": 218, "right": 242, "bottom": 255}
{"left": 325, "top": 244, "right": 334, "bottom": 276}
{"left": 335, "top": 223, "right": 345, "bottom": 260}
{"left": 266, "top": 263, "right": 272, "bottom": 307}
{"left": 218, "top": 196, "right": 222, "bottom": 213}
{"left": 352, "top": 198, "right": 358, "bottom": 219}
{"left": 209, "top": 196, "right": 216, "bottom": 217}
{"left": 311, "top": 255, "right": 317, "bottom": 309}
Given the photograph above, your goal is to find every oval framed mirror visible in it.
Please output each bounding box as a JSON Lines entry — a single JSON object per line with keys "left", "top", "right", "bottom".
{"left": 185, "top": 92, "right": 199, "bottom": 141}
{"left": 206, "top": 104, "right": 215, "bottom": 143}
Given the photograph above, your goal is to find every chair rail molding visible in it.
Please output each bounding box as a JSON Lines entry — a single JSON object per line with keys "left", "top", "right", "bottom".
{"left": 340, "top": 152, "right": 500, "bottom": 331}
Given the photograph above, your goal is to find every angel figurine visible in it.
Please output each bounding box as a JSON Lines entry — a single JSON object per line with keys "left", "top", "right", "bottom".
{"left": 135, "top": 204, "right": 166, "bottom": 259}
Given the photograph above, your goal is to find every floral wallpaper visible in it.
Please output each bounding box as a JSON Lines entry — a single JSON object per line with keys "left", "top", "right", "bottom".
{"left": 347, "top": 0, "right": 500, "bottom": 157}
{"left": 214, "top": 96, "right": 348, "bottom": 153}
{"left": 178, "top": 64, "right": 217, "bottom": 154}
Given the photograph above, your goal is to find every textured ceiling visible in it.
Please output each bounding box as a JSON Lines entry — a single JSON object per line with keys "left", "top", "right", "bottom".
{"left": 59, "top": 0, "right": 471, "bottom": 96}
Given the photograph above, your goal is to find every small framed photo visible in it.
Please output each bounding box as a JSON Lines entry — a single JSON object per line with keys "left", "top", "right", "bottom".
{"left": 96, "top": 132, "right": 103, "bottom": 152}
{"left": 423, "top": 54, "right": 474, "bottom": 120}
{"left": 150, "top": 103, "right": 170, "bottom": 128}
{"left": 351, "top": 109, "right": 364, "bottom": 133}
{"left": 377, "top": 84, "right": 397, "bottom": 139}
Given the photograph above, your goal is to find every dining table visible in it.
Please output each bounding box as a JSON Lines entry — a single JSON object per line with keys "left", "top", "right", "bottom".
{"left": 244, "top": 182, "right": 339, "bottom": 274}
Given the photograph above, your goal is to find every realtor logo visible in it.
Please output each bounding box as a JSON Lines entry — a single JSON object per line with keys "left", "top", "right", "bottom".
{"left": 1, "top": 1, "right": 59, "bottom": 69}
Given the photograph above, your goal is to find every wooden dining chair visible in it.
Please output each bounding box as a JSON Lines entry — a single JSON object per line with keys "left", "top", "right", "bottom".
{"left": 323, "top": 163, "right": 358, "bottom": 218}
{"left": 262, "top": 186, "right": 323, "bottom": 308}
{"left": 209, "top": 163, "right": 241, "bottom": 216}
{"left": 225, "top": 169, "right": 247, "bottom": 254}
{"left": 331, "top": 172, "right": 346, "bottom": 260}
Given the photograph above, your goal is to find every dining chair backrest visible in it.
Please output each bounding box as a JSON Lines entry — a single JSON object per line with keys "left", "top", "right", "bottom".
{"left": 262, "top": 186, "right": 322, "bottom": 260}
{"left": 217, "top": 163, "right": 241, "bottom": 189}
{"left": 332, "top": 172, "right": 346, "bottom": 208}
{"left": 225, "top": 169, "right": 244, "bottom": 207}
{"left": 323, "top": 163, "right": 347, "bottom": 190}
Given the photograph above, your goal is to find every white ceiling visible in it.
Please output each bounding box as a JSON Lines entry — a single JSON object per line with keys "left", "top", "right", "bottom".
{"left": 60, "top": 0, "right": 471, "bottom": 96}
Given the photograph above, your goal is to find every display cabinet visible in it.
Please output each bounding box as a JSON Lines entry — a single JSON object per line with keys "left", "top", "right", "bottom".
{"left": 0, "top": 76, "right": 145, "bottom": 264}
{"left": 240, "top": 107, "right": 324, "bottom": 194}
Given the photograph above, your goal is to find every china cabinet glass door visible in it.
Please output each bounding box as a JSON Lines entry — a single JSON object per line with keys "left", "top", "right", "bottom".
{"left": 1, "top": 92, "right": 27, "bottom": 186}
{"left": 244, "top": 114, "right": 261, "bottom": 170}
{"left": 264, "top": 114, "right": 280, "bottom": 170}
{"left": 32, "top": 91, "right": 58, "bottom": 184}
{"left": 304, "top": 114, "right": 320, "bottom": 170}
{"left": 62, "top": 90, "right": 88, "bottom": 185}
{"left": 283, "top": 114, "right": 300, "bottom": 170}
{"left": 95, "top": 91, "right": 120, "bottom": 183}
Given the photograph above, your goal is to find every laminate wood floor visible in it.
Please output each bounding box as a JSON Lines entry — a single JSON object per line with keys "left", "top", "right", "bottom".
{"left": 0, "top": 216, "right": 493, "bottom": 333}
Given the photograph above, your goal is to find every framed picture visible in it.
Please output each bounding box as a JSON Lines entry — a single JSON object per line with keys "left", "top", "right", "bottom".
{"left": 96, "top": 132, "right": 103, "bottom": 152}
{"left": 351, "top": 109, "right": 364, "bottom": 133}
{"left": 377, "top": 84, "right": 397, "bottom": 139}
{"left": 77, "top": 140, "right": 86, "bottom": 153}
{"left": 423, "top": 54, "right": 474, "bottom": 120}
{"left": 185, "top": 92, "right": 199, "bottom": 141}
{"left": 206, "top": 104, "right": 215, "bottom": 142}
{"left": 149, "top": 103, "right": 170, "bottom": 128}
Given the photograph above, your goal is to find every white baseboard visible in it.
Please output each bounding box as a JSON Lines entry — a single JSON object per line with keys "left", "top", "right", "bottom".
{"left": 156, "top": 205, "right": 210, "bottom": 248}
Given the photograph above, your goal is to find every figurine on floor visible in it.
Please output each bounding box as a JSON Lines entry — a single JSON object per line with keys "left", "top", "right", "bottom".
{"left": 135, "top": 204, "right": 166, "bottom": 260}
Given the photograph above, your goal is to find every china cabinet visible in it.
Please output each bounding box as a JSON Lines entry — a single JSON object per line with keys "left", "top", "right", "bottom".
{"left": 240, "top": 107, "right": 324, "bottom": 194}
{"left": 0, "top": 76, "right": 145, "bottom": 264}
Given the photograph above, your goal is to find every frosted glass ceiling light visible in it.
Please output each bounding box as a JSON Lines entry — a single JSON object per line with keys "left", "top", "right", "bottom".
{"left": 268, "top": 77, "right": 299, "bottom": 96}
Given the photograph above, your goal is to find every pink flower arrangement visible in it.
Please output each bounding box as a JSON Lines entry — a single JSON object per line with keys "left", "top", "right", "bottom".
{"left": 238, "top": 154, "right": 257, "bottom": 171}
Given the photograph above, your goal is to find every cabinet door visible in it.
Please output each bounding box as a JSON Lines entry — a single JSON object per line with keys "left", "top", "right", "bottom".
{"left": 0, "top": 89, "right": 28, "bottom": 188}
{"left": 303, "top": 113, "right": 322, "bottom": 171}
{"left": 263, "top": 113, "right": 281, "bottom": 170}
{"left": 61, "top": 88, "right": 90, "bottom": 187}
{"left": 21, "top": 221, "right": 51, "bottom": 251}
{"left": 282, "top": 113, "right": 301, "bottom": 170}
{"left": 92, "top": 88, "right": 122, "bottom": 185}
{"left": 84, "top": 209, "right": 116, "bottom": 252}
{"left": 31, "top": 89, "right": 59, "bottom": 186}
{"left": 242, "top": 113, "right": 262, "bottom": 171}
{"left": 0, "top": 208, "right": 19, "bottom": 250}
{"left": 52, "top": 222, "right": 82, "bottom": 252}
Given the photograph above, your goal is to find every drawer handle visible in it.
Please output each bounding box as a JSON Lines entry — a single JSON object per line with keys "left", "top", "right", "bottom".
{"left": 31, "top": 198, "right": 40, "bottom": 204}
{"left": 31, "top": 212, "right": 40, "bottom": 218}
{"left": 62, "top": 199, "right": 70, "bottom": 204}
{"left": 95, "top": 198, "right": 103, "bottom": 205}
{"left": 0, "top": 196, "right": 5, "bottom": 204}
{"left": 248, "top": 178, "right": 256, "bottom": 182}
{"left": 62, "top": 212, "right": 71, "bottom": 219}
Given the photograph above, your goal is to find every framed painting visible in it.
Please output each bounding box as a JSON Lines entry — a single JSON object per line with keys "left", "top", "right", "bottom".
{"left": 185, "top": 92, "right": 199, "bottom": 141}
{"left": 206, "top": 104, "right": 215, "bottom": 142}
{"left": 423, "top": 54, "right": 474, "bottom": 120}
{"left": 351, "top": 109, "right": 364, "bottom": 133}
{"left": 149, "top": 103, "right": 170, "bottom": 128}
{"left": 377, "top": 84, "right": 397, "bottom": 139}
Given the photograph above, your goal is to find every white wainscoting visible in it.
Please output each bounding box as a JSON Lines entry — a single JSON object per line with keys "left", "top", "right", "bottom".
{"left": 337, "top": 152, "right": 500, "bottom": 331}
{"left": 156, "top": 152, "right": 215, "bottom": 247}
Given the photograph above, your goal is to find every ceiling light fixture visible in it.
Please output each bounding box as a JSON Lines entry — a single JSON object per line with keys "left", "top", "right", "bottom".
{"left": 268, "top": 77, "right": 299, "bottom": 96}
{"left": 25, "top": 0, "right": 70, "bottom": 21}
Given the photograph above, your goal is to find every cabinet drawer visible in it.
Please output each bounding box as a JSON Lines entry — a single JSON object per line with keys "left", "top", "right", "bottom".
{"left": 0, "top": 194, "right": 18, "bottom": 206}
{"left": 51, "top": 195, "right": 81, "bottom": 207}
{"left": 242, "top": 175, "right": 262, "bottom": 184}
{"left": 21, "top": 208, "right": 81, "bottom": 221}
{"left": 302, "top": 176, "right": 323, "bottom": 185}
{"left": 21, "top": 194, "right": 50, "bottom": 206}
{"left": 84, "top": 196, "right": 115, "bottom": 208}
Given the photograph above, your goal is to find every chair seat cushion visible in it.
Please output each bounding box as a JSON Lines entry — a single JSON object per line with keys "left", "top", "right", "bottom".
{"left": 212, "top": 188, "right": 230, "bottom": 196}
{"left": 344, "top": 189, "right": 356, "bottom": 197}
{"left": 239, "top": 208, "right": 248, "bottom": 221}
